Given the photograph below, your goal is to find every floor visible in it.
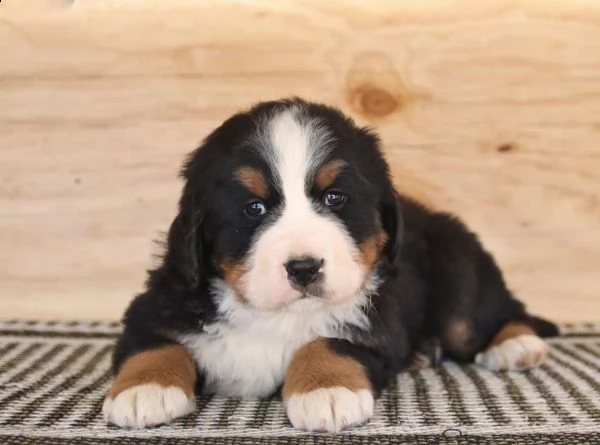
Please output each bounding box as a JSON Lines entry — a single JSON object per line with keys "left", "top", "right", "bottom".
{"left": 1, "top": 320, "right": 599, "bottom": 443}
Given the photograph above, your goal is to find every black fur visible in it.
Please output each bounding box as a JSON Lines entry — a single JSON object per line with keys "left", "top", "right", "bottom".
{"left": 112, "top": 98, "right": 558, "bottom": 396}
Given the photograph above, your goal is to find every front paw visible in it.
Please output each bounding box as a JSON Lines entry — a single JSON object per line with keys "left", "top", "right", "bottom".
{"left": 102, "top": 384, "right": 195, "bottom": 428}
{"left": 285, "top": 386, "right": 374, "bottom": 432}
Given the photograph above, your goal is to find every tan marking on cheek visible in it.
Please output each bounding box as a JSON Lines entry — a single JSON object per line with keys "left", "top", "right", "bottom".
{"left": 360, "top": 231, "right": 388, "bottom": 269}
{"left": 282, "top": 339, "right": 370, "bottom": 402}
{"left": 108, "top": 346, "right": 197, "bottom": 399}
{"left": 235, "top": 166, "right": 268, "bottom": 199}
{"left": 220, "top": 260, "right": 248, "bottom": 303}
{"left": 489, "top": 322, "right": 536, "bottom": 347}
{"left": 315, "top": 160, "right": 346, "bottom": 190}
{"left": 221, "top": 261, "right": 245, "bottom": 287}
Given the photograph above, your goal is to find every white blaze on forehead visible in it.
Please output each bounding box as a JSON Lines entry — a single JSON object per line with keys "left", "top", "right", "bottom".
{"left": 268, "top": 109, "right": 331, "bottom": 204}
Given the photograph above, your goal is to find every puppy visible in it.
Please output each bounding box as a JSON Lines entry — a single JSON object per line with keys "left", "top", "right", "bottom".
{"left": 103, "top": 98, "right": 558, "bottom": 432}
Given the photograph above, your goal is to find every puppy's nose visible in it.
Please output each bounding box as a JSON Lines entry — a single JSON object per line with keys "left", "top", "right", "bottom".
{"left": 285, "top": 257, "right": 323, "bottom": 287}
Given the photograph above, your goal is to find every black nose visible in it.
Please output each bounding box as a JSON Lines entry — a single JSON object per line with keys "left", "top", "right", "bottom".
{"left": 285, "top": 258, "right": 323, "bottom": 287}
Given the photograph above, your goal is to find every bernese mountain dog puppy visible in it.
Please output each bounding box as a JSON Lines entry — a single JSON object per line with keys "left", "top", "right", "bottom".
{"left": 103, "top": 98, "right": 558, "bottom": 432}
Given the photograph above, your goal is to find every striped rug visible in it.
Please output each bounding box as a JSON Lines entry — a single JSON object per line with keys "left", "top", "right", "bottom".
{"left": 0, "top": 320, "right": 599, "bottom": 444}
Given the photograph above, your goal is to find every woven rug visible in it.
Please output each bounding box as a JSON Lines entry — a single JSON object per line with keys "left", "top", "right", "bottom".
{"left": 0, "top": 321, "right": 599, "bottom": 445}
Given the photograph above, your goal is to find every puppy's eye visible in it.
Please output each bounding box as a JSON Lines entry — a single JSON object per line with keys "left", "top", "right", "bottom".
{"left": 322, "top": 190, "right": 346, "bottom": 207}
{"left": 244, "top": 200, "right": 267, "bottom": 218}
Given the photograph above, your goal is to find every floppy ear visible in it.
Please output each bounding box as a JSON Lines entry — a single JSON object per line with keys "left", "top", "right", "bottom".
{"left": 153, "top": 185, "right": 206, "bottom": 291}
{"left": 379, "top": 185, "right": 404, "bottom": 262}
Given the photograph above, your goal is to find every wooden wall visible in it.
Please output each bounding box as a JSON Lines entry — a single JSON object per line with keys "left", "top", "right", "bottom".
{"left": 1, "top": 0, "right": 599, "bottom": 322}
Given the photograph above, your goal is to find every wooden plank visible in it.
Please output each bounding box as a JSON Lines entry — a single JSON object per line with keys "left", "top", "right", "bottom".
{"left": 1, "top": 0, "right": 599, "bottom": 322}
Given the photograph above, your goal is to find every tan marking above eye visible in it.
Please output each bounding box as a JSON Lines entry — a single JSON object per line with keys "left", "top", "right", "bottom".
{"left": 235, "top": 166, "right": 269, "bottom": 199}
{"left": 315, "top": 160, "right": 347, "bottom": 191}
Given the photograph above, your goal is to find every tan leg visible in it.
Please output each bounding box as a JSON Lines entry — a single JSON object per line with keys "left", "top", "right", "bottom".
{"left": 282, "top": 339, "right": 374, "bottom": 433}
{"left": 102, "top": 345, "right": 197, "bottom": 428}
{"left": 475, "top": 322, "right": 549, "bottom": 371}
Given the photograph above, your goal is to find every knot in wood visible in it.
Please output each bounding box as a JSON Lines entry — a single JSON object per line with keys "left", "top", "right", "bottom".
{"left": 351, "top": 84, "right": 399, "bottom": 119}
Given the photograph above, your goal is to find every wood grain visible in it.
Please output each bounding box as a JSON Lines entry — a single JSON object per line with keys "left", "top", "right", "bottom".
{"left": 1, "top": 0, "right": 599, "bottom": 322}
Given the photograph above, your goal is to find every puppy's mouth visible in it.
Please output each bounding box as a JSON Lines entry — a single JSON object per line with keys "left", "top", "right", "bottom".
{"left": 296, "top": 283, "right": 328, "bottom": 300}
{"left": 300, "top": 291, "right": 321, "bottom": 299}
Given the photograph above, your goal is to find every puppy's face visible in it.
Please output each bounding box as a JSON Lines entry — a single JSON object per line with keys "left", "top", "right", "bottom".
{"left": 176, "top": 99, "right": 400, "bottom": 311}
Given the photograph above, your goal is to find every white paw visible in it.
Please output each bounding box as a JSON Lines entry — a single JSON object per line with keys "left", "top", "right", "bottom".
{"left": 102, "top": 384, "right": 195, "bottom": 428}
{"left": 285, "top": 387, "right": 373, "bottom": 432}
{"left": 475, "top": 335, "right": 549, "bottom": 371}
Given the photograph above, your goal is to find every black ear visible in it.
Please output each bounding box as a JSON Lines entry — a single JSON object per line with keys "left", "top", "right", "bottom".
{"left": 151, "top": 185, "right": 206, "bottom": 291}
{"left": 379, "top": 186, "right": 404, "bottom": 262}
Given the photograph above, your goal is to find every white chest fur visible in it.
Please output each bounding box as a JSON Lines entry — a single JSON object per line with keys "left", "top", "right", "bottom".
{"left": 178, "top": 281, "right": 370, "bottom": 398}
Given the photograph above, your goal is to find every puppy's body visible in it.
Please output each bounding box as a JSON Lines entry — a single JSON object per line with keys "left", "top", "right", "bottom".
{"left": 104, "top": 99, "right": 558, "bottom": 431}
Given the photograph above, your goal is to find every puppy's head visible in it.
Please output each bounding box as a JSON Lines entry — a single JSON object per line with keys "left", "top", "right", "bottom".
{"left": 161, "top": 98, "right": 402, "bottom": 311}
